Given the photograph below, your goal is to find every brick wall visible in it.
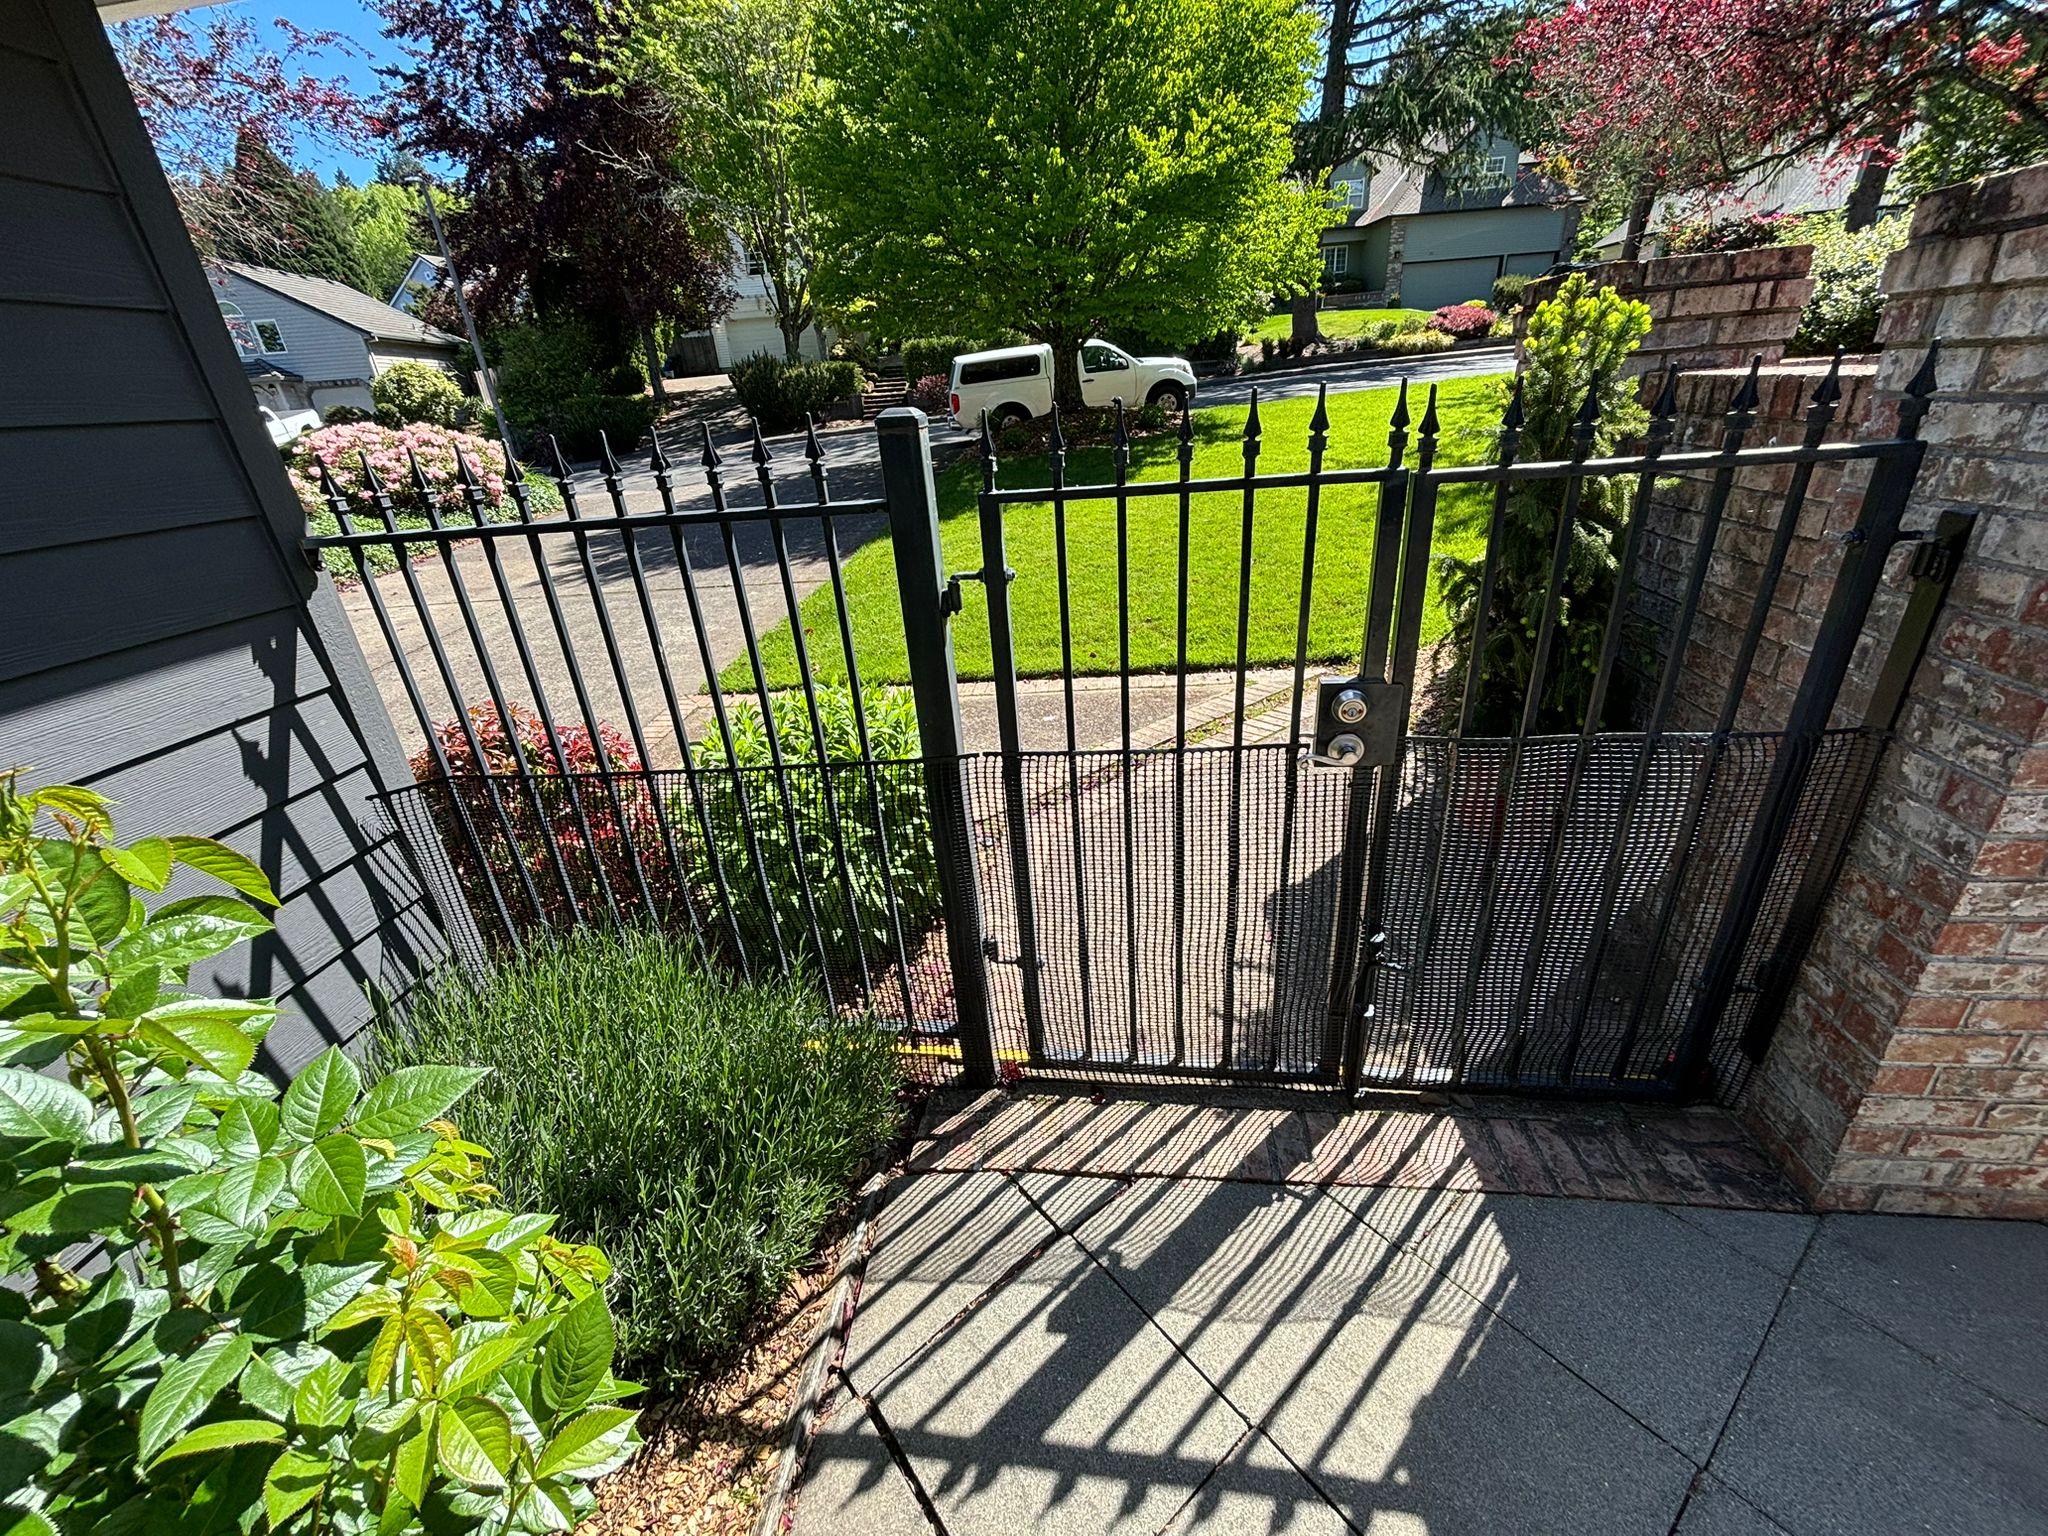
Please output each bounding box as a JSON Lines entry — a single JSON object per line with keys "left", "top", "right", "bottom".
{"left": 1733, "top": 162, "right": 2048, "bottom": 1217}
{"left": 1629, "top": 361, "right": 1883, "bottom": 733}
{"left": 1515, "top": 246, "right": 1816, "bottom": 378}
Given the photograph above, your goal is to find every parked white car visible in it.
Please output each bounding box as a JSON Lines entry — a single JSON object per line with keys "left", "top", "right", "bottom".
{"left": 948, "top": 340, "right": 1195, "bottom": 430}
{"left": 261, "top": 405, "right": 322, "bottom": 447}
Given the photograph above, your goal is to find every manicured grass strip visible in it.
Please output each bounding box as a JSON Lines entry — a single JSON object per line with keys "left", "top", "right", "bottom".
{"left": 1244, "top": 307, "right": 1431, "bottom": 343}
{"left": 732, "top": 374, "right": 1510, "bottom": 692}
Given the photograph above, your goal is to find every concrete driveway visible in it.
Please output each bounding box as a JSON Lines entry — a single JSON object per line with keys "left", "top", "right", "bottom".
{"left": 793, "top": 1098, "right": 2048, "bottom": 1536}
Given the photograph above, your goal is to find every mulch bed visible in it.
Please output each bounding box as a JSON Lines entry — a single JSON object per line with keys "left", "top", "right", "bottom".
{"left": 577, "top": 1231, "right": 848, "bottom": 1536}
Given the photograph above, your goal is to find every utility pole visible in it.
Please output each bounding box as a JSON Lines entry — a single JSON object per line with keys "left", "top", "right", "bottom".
{"left": 414, "top": 180, "right": 515, "bottom": 453}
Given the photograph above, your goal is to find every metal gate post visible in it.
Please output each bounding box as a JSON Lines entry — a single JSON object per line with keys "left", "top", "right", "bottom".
{"left": 1669, "top": 350, "right": 1938, "bottom": 1095}
{"left": 877, "top": 408, "right": 1001, "bottom": 1088}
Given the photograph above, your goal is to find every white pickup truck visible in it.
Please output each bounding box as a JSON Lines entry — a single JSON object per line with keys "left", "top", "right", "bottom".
{"left": 948, "top": 340, "right": 1195, "bottom": 431}
{"left": 261, "top": 406, "right": 323, "bottom": 448}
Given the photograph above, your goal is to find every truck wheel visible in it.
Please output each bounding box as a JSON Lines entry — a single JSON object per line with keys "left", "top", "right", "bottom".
{"left": 993, "top": 402, "right": 1033, "bottom": 430}
{"left": 1148, "top": 382, "right": 1190, "bottom": 415}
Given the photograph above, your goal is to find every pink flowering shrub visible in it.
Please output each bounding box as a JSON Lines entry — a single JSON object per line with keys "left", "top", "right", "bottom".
{"left": 1428, "top": 303, "right": 1498, "bottom": 340}
{"left": 909, "top": 373, "right": 950, "bottom": 413}
{"left": 286, "top": 420, "right": 511, "bottom": 523}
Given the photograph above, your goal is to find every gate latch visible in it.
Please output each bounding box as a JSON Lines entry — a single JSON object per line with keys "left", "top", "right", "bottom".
{"left": 1311, "top": 675, "right": 1404, "bottom": 767}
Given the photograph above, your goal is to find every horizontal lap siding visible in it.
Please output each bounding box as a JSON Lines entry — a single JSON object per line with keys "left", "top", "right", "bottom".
{"left": 0, "top": 9, "right": 444, "bottom": 1071}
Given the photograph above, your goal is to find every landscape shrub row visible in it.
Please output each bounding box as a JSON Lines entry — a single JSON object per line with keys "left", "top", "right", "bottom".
{"left": 728, "top": 353, "right": 865, "bottom": 431}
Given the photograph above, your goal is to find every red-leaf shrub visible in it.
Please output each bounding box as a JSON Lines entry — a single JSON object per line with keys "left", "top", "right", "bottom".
{"left": 909, "top": 373, "right": 950, "bottom": 413}
{"left": 409, "top": 701, "right": 688, "bottom": 941}
{"left": 1428, "top": 303, "right": 1498, "bottom": 340}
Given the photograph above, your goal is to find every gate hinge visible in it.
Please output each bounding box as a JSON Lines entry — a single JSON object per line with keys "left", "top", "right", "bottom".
{"left": 940, "top": 568, "right": 998, "bottom": 619}
{"left": 1906, "top": 531, "right": 1963, "bottom": 583}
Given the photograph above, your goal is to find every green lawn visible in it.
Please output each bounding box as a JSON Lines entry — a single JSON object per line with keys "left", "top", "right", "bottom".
{"left": 1244, "top": 308, "right": 1431, "bottom": 343}
{"left": 734, "top": 374, "right": 1510, "bottom": 691}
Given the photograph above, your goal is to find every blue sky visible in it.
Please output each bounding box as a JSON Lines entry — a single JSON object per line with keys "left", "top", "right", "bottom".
{"left": 240, "top": 0, "right": 411, "bottom": 183}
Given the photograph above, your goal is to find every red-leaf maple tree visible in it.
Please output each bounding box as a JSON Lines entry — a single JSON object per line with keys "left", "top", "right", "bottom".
{"left": 1515, "top": 0, "right": 2047, "bottom": 249}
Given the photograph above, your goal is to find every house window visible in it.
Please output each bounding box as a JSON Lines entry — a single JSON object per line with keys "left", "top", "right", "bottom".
{"left": 1481, "top": 155, "right": 1509, "bottom": 182}
{"left": 1333, "top": 178, "right": 1365, "bottom": 209}
{"left": 255, "top": 319, "right": 287, "bottom": 354}
{"left": 219, "top": 300, "right": 258, "bottom": 357}
{"left": 1322, "top": 245, "right": 1348, "bottom": 276}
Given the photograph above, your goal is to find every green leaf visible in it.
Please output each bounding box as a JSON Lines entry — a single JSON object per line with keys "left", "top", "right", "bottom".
{"left": 351, "top": 1066, "right": 488, "bottom": 1141}
{"left": 288, "top": 1135, "right": 366, "bottom": 1218}
{"left": 211, "top": 1156, "right": 287, "bottom": 1228}
{"left": 0, "top": 969, "right": 40, "bottom": 1013}
{"left": 149, "top": 1417, "right": 284, "bottom": 1465}
{"left": 34, "top": 843, "right": 132, "bottom": 949}
{"left": 103, "top": 838, "right": 174, "bottom": 893}
{"left": 105, "top": 964, "right": 163, "bottom": 1020}
{"left": 290, "top": 1356, "right": 351, "bottom": 1430}
{"left": 111, "top": 904, "right": 272, "bottom": 976}
{"left": 442, "top": 1330, "right": 534, "bottom": 1397}
{"left": 540, "top": 1292, "right": 614, "bottom": 1417}
{"left": 392, "top": 1410, "right": 433, "bottom": 1509}
{"left": 168, "top": 838, "right": 279, "bottom": 907}
{"left": 534, "top": 1406, "right": 637, "bottom": 1480}
{"left": 436, "top": 1396, "right": 513, "bottom": 1488}
{"left": 138, "top": 1012, "right": 258, "bottom": 1081}
{"left": 138, "top": 1332, "right": 253, "bottom": 1464}
{"left": 0, "top": 1173, "right": 136, "bottom": 1237}
{"left": 0, "top": 1069, "right": 93, "bottom": 1142}
{"left": 237, "top": 1354, "right": 296, "bottom": 1420}
{"left": 279, "top": 1048, "right": 360, "bottom": 1142}
{"left": 29, "top": 785, "right": 114, "bottom": 833}
{"left": 261, "top": 1449, "right": 329, "bottom": 1529}
{"left": 0, "top": 1508, "right": 59, "bottom": 1536}
{"left": 236, "top": 1262, "right": 380, "bottom": 1343}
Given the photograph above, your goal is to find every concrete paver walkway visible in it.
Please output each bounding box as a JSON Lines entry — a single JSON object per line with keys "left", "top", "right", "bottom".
{"left": 793, "top": 1106, "right": 2048, "bottom": 1535}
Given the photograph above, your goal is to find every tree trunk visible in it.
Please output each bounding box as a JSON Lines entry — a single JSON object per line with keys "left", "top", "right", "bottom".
{"left": 642, "top": 328, "right": 666, "bottom": 403}
{"left": 1290, "top": 291, "right": 1320, "bottom": 348}
{"left": 1051, "top": 334, "right": 1085, "bottom": 414}
{"left": 1843, "top": 132, "right": 1899, "bottom": 232}
{"left": 1619, "top": 179, "right": 1657, "bottom": 263}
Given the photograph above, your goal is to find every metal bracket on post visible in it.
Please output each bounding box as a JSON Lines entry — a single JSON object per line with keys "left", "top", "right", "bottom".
{"left": 877, "top": 407, "right": 1001, "bottom": 1088}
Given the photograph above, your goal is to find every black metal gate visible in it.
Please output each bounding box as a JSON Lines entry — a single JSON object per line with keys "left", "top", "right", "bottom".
{"left": 934, "top": 352, "right": 1968, "bottom": 1103}
{"left": 325, "top": 350, "right": 1968, "bottom": 1108}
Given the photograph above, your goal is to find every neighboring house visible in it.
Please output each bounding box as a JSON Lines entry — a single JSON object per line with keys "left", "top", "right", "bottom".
{"left": 210, "top": 262, "right": 468, "bottom": 417}
{"left": 387, "top": 252, "right": 446, "bottom": 316}
{"left": 1585, "top": 151, "right": 1909, "bottom": 259}
{"left": 1320, "top": 141, "right": 1578, "bottom": 312}
{"left": 669, "top": 240, "right": 832, "bottom": 375}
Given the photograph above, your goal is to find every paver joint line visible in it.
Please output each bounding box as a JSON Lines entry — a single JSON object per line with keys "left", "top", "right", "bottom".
{"left": 1664, "top": 1219, "right": 1825, "bottom": 1536}
{"left": 998, "top": 1171, "right": 1367, "bottom": 1536}
{"left": 860, "top": 1390, "right": 952, "bottom": 1536}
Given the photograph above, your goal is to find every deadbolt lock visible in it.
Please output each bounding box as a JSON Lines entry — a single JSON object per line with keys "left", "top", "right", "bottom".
{"left": 1311, "top": 675, "right": 1403, "bottom": 767}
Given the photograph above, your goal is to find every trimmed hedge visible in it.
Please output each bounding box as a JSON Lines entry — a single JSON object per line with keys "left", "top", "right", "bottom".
{"left": 729, "top": 353, "right": 864, "bottom": 431}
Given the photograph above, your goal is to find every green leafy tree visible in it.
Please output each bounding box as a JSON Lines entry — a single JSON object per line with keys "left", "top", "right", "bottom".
{"left": 207, "top": 128, "right": 370, "bottom": 290}
{"left": 0, "top": 773, "right": 638, "bottom": 1533}
{"left": 1436, "top": 274, "right": 1652, "bottom": 733}
{"left": 600, "top": 0, "right": 826, "bottom": 361}
{"left": 798, "top": 0, "right": 1327, "bottom": 405}
{"left": 333, "top": 179, "right": 432, "bottom": 301}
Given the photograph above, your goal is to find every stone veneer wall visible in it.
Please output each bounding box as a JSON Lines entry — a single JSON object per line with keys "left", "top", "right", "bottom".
{"left": 1714, "top": 163, "right": 2048, "bottom": 1217}
{"left": 1515, "top": 246, "right": 1816, "bottom": 378}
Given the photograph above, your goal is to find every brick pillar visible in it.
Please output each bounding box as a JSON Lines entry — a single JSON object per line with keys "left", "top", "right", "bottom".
{"left": 1740, "top": 161, "right": 2048, "bottom": 1217}
{"left": 1513, "top": 247, "right": 1815, "bottom": 377}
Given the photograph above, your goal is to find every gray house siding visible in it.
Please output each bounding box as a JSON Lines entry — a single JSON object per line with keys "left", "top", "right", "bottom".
{"left": 211, "top": 270, "right": 381, "bottom": 414}
{"left": 0, "top": 0, "right": 445, "bottom": 1073}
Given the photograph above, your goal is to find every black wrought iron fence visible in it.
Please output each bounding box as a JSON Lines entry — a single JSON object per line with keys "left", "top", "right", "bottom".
{"left": 317, "top": 350, "right": 1972, "bottom": 1108}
